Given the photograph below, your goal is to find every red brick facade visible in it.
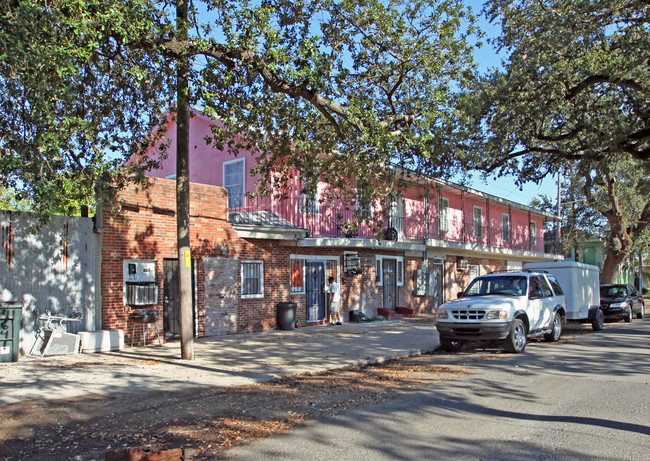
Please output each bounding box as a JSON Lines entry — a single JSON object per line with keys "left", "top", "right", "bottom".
{"left": 101, "top": 177, "right": 538, "bottom": 345}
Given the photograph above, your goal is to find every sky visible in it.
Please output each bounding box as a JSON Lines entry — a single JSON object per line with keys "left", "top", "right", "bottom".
{"left": 455, "top": 0, "right": 560, "bottom": 207}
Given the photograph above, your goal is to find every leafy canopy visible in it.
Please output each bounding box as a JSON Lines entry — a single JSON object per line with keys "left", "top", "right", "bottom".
{"left": 465, "top": 0, "right": 650, "bottom": 183}
{"left": 1, "top": 0, "right": 479, "bottom": 217}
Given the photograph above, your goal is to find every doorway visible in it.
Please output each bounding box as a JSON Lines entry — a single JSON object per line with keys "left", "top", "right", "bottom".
{"left": 163, "top": 258, "right": 196, "bottom": 340}
{"left": 305, "top": 261, "right": 326, "bottom": 322}
{"left": 382, "top": 259, "right": 397, "bottom": 308}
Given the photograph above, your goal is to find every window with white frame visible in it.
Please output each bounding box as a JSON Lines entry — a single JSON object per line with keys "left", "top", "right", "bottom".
{"left": 473, "top": 206, "right": 483, "bottom": 238}
{"left": 375, "top": 255, "right": 404, "bottom": 286}
{"left": 530, "top": 220, "right": 537, "bottom": 246}
{"left": 290, "top": 255, "right": 339, "bottom": 294}
{"left": 224, "top": 158, "right": 245, "bottom": 210}
{"left": 502, "top": 213, "right": 511, "bottom": 241}
{"left": 299, "top": 178, "right": 320, "bottom": 214}
{"left": 355, "top": 189, "right": 372, "bottom": 217}
{"left": 439, "top": 197, "right": 449, "bottom": 233}
{"left": 241, "top": 260, "right": 263, "bottom": 298}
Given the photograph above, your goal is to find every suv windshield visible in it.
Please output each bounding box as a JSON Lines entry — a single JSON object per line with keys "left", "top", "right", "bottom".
{"left": 464, "top": 275, "right": 527, "bottom": 297}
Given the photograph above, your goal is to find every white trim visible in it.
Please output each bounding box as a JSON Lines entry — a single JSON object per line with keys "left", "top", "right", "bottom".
{"left": 473, "top": 205, "right": 483, "bottom": 238}
{"left": 530, "top": 220, "right": 537, "bottom": 246}
{"left": 376, "top": 255, "right": 404, "bottom": 287}
{"left": 439, "top": 197, "right": 449, "bottom": 233}
{"left": 502, "top": 213, "right": 511, "bottom": 242}
{"left": 289, "top": 254, "right": 339, "bottom": 295}
{"left": 241, "top": 260, "right": 264, "bottom": 299}
{"left": 223, "top": 157, "right": 246, "bottom": 209}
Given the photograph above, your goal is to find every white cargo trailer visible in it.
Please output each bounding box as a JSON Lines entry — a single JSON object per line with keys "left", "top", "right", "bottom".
{"left": 524, "top": 261, "right": 604, "bottom": 331}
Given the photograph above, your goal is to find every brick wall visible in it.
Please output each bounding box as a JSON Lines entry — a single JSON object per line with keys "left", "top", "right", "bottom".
{"left": 102, "top": 177, "right": 236, "bottom": 344}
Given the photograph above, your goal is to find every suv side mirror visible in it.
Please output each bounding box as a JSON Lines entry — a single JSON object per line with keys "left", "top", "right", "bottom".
{"left": 457, "top": 292, "right": 464, "bottom": 298}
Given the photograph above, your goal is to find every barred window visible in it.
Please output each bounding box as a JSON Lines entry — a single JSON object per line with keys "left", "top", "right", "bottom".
{"left": 241, "top": 261, "right": 264, "bottom": 298}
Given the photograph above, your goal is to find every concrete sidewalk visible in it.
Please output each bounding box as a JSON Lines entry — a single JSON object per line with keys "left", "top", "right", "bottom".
{"left": 0, "top": 315, "right": 439, "bottom": 406}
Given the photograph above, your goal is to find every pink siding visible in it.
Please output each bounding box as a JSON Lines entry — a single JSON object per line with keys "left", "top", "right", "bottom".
{"left": 147, "top": 115, "right": 548, "bottom": 253}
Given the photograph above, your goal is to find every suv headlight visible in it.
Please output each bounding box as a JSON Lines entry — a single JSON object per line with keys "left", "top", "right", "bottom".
{"left": 610, "top": 301, "right": 628, "bottom": 308}
{"left": 437, "top": 309, "right": 449, "bottom": 320}
{"left": 486, "top": 310, "right": 508, "bottom": 320}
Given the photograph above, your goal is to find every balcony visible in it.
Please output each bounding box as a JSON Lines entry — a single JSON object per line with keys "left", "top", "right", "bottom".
{"left": 228, "top": 194, "right": 542, "bottom": 252}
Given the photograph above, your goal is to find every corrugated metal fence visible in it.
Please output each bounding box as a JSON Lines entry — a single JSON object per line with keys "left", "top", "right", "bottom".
{"left": 0, "top": 211, "right": 99, "bottom": 355}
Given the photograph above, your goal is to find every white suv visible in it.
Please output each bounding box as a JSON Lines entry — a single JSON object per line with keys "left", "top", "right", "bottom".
{"left": 436, "top": 272, "right": 567, "bottom": 353}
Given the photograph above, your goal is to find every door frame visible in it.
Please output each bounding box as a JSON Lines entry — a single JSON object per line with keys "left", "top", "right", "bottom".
{"left": 163, "top": 258, "right": 197, "bottom": 340}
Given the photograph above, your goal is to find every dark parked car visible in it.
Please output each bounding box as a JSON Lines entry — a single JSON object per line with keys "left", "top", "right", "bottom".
{"left": 599, "top": 284, "right": 645, "bottom": 322}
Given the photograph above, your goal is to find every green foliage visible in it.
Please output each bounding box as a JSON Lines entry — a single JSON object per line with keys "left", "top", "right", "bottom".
{"left": 464, "top": 0, "right": 650, "bottom": 280}
{"left": 1, "top": 0, "right": 479, "bottom": 219}
{"left": 465, "top": 0, "right": 649, "bottom": 181}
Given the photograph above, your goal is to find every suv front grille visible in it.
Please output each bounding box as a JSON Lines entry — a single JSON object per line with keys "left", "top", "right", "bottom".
{"left": 451, "top": 310, "right": 486, "bottom": 320}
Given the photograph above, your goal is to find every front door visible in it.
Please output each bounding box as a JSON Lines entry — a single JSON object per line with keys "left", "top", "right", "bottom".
{"left": 305, "top": 261, "right": 326, "bottom": 322}
{"left": 431, "top": 263, "right": 444, "bottom": 310}
{"left": 382, "top": 259, "right": 397, "bottom": 308}
{"left": 163, "top": 258, "right": 196, "bottom": 340}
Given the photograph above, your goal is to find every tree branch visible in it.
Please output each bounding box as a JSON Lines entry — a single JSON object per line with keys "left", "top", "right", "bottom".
{"left": 565, "top": 75, "right": 644, "bottom": 100}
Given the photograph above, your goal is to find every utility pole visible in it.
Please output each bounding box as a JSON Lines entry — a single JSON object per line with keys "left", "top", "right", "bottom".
{"left": 556, "top": 171, "right": 562, "bottom": 255}
{"left": 176, "top": 0, "right": 194, "bottom": 360}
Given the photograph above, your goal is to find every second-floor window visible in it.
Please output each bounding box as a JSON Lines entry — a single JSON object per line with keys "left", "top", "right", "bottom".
{"left": 300, "top": 178, "right": 320, "bottom": 214}
{"left": 530, "top": 221, "right": 537, "bottom": 246}
{"left": 439, "top": 197, "right": 449, "bottom": 233}
{"left": 355, "top": 190, "right": 372, "bottom": 217}
{"left": 473, "top": 206, "right": 483, "bottom": 238}
{"left": 502, "top": 213, "right": 511, "bottom": 242}
{"left": 224, "top": 158, "right": 245, "bottom": 209}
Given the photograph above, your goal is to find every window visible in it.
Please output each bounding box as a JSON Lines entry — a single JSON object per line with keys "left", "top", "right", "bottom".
{"left": 241, "top": 261, "right": 263, "bottom": 298}
{"left": 290, "top": 259, "right": 304, "bottom": 293}
{"left": 539, "top": 276, "right": 553, "bottom": 297}
{"left": 375, "top": 255, "right": 404, "bottom": 287}
{"left": 502, "top": 213, "right": 510, "bottom": 241}
{"left": 355, "top": 190, "right": 372, "bottom": 217}
{"left": 439, "top": 197, "right": 449, "bottom": 233}
{"left": 300, "top": 178, "right": 320, "bottom": 214}
{"left": 530, "top": 221, "right": 537, "bottom": 246}
{"left": 473, "top": 206, "right": 483, "bottom": 238}
{"left": 290, "top": 255, "right": 339, "bottom": 294}
{"left": 546, "top": 275, "right": 564, "bottom": 296}
{"left": 224, "top": 158, "right": 245, "bottom": 209}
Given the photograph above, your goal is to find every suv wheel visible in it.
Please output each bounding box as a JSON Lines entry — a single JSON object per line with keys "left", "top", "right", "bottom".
{"left": 503, "top": 319, "right": 526, "bottom": 353}
{"left": 544, "top": 312, "right": 562, "bottom": 342}
{"left": 440, "top": 337, "right": 463, "bottom": 352}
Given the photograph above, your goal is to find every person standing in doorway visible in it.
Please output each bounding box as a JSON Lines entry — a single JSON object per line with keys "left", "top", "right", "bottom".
{"left": 328, "top": 276, "right": 341, "bottom": 325}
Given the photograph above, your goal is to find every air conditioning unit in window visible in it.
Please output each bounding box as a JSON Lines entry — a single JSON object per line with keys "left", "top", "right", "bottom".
{"left": 125, "top": 283, "right": 159, "bottom": 306}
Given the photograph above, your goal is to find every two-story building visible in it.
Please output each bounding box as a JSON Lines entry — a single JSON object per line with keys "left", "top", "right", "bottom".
{"left": 129, "top": 111, "right": 560, "bottom": 336}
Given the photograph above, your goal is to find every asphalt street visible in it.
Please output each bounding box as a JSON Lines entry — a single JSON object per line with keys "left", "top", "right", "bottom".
{"left": 221, "top": 318, "right": 650, "bottom": 460}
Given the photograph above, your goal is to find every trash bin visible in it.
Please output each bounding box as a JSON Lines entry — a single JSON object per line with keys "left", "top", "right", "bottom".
{"left": 349, "top": 309, "right": 360, "bottom": 323}
{"left": 277, "top": 302, "right": 297, "bottom": 330}
{"left": 0, "top": 302, "right": 23, "bottom": 362}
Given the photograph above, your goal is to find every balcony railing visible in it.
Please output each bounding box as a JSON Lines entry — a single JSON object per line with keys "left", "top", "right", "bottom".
{"left": 228, "top": 194, "right": 543, "bottom": 252}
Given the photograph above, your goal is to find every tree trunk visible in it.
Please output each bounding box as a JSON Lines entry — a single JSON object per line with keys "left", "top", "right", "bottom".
{"left": 176, "top": 0, "right": 194, "bottom": 360}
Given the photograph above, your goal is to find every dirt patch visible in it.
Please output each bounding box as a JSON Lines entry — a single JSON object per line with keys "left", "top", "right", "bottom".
{"left": 0, "top": 353, "right": 468, "bottom": 460}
